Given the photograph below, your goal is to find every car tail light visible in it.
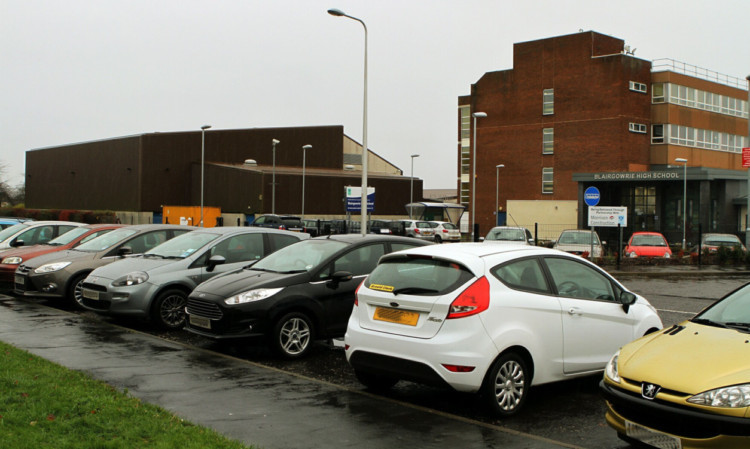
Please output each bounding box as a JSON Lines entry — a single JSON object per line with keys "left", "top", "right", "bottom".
{"left": 354, "top": 279, "right": 366, "bottom": 306}
{"left": 442, "top": 364, "right": 476, "bottom": 373}
{"left": 415, "top": 228, "right": 421, "bottom": 234}
{"left": 442, "top": 229, "right": 448, "bottom": 233}
{"left": 278, "top": 225, "right": 286, "bottom": 230}
{"left": 447, "top": 276, "right": 490, "bottom": 319}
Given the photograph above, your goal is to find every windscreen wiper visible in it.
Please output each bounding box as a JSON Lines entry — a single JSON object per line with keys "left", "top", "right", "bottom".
{"left": 690, "top": 318, "right": 727, "bottom": 329}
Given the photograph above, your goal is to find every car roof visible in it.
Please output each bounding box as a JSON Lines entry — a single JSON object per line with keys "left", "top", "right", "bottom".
{"left": 312, "top": 234, "right": 430, "bottom": 245}
{"left": 631, "top": 231, "right": 664, "bottom": 236}
{"left": 187, "top": 226, "right": 310, "bottom": 237}
{"left": 380, "top": 242, "right": 569, "bottom": 276}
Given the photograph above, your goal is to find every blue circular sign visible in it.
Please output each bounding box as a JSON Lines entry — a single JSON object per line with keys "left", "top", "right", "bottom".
{"left": 584, "top": 186, "right": 600, "bottom": 207}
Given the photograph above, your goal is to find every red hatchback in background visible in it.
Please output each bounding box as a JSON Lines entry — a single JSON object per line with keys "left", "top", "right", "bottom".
{"left": 623, "top": 232, "right": 672, "bottom": 258}
{"left": 0, "top": 223, "right": 122, "bottom": 292}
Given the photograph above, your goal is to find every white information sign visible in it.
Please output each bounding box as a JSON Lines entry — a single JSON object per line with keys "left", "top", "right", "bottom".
{"left": 588, "top": 206, "right": 627, "bottom": 227}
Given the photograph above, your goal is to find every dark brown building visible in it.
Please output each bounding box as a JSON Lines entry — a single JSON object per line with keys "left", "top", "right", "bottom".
{"left": 26, "top": 125, "right": 421, "bottom": 222}
{"left": 460, "top": 31, "right": 749, "bottom": 248}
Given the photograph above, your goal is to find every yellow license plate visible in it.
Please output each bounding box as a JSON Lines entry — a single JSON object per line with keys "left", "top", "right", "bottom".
{"left": 373, "top": 307, "right": 419, "bottom": 326}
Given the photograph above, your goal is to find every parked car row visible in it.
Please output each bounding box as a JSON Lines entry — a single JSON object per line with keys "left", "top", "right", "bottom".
{"left": 5, "top": 217, "right": 748, "bottom": 446}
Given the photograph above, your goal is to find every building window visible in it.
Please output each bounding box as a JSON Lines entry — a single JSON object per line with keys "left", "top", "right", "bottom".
{"left": 652, "top": 83, "right": 665, "bottom": 103}
{"left": 543, "top": 128, "right": 554, "bottom": 154}
{"left": 542, "top": 168, "right": 553, "bottom": 194}
{"left": 629, "top": 123, "right": 647, "bottom": 134}
{"left": 663, "top": 124, "right": 749, "bottom": 152}
{"left": 629, "top": 81, "right": 647, "bottom": 93}
{"left": 543, "top": 89, "right": 554, "bottom": 115}
{"left": 652, "top": 124, "right": 664, "bottom": 144}
{"left": 659, "top": 82, "right": 748, "bottom": 118}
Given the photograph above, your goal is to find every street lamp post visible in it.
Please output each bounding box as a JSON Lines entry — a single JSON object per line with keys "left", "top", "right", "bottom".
{"left": 409, "top": 154, "right": 419, "bottom": 218}
{"left": 495, "top": 164, "right": 505, "bottom": 226}
{"left": 676, "top": 157, "right": 688, "bottom": 250}
{"left": 301, "top": 145, "right": 312, "bottom": 220}
{"left": 328, "top": 8, "right": 368, "bottom": 236}
{"left": 471, "top": 112, "right": 487, "bottom": 242}
{"left": 272, "top": 139, "right": 279, "bottom": 214}
{"left": 200, "top": 125, "right": 211, "bottom": 227}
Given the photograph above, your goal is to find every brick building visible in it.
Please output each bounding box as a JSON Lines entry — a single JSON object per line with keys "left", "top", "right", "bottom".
{"left": 459, "top": 31, "right": 749, "bottom": 249}
{"left": 26, "top": 125, "right": 421, "bottom": 225}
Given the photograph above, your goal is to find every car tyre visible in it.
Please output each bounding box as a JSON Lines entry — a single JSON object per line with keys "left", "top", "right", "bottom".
{"left": 354, "top": 369, "right": 398, "bottom": 390}
{"left": 67, "top": 273, "right": 89, "bottom": 309}
{"left": 483, "top": 352, "right": 529, "bottom": 416}
{"left": 152, "top": 288, "right": 188, "bottom": 330}
{"left": 271, "top": 312, "right": 314, "bottom": 359}
{"left": 434, "top": 235, "right": 442, "bottom": 244}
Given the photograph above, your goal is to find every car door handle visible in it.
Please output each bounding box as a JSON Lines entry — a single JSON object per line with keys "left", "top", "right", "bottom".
{"left": 568, "top": 307, "right": 582, "bottom": 316}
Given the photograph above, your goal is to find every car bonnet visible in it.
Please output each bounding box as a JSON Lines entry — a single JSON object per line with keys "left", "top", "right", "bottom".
{"left": 618, "top": 321, "right": 750, "bottom": 395}
{"left": 192, "top": 268, "right": 309, "bottom": 299}
{"left": 19, "top": 249, "right": 96, "bottom": 268}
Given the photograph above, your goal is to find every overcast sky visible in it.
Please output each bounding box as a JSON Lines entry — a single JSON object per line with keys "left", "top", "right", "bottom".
{"left": 2, "top": 0, "right": 749, "bottom": 190}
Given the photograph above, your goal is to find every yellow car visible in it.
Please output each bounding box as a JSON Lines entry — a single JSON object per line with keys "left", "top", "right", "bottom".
{"left": 600, "top": 282, "right": 750, "bottom": 449}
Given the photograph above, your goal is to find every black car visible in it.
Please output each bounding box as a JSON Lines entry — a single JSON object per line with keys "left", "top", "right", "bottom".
{"left": 249, "top": 214, "right": 305, "bottom": 232}
{"left": 185, "top": 234, "right": 431, "bottom": 358}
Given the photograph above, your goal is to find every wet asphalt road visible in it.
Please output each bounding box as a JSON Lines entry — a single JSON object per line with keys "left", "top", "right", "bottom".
{"left": 3, "top": 274, "right": 748, "bottom": 448}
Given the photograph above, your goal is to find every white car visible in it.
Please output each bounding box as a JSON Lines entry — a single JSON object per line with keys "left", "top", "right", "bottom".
{"left": 428, "top": 221, "right": 461, "bottom": 243}
{"left": 345, "top": 243, "right": 662, "bottom": 416}
{"left": 399, "top": 220, "right": 435, "bottom": 242}
{"left": 484, "top": 226, "right": 534, "bottom": 245}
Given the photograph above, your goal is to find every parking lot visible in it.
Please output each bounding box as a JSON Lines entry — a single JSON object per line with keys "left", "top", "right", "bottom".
{"left": 2, "top": 272, "right": 746, "bottom": 448}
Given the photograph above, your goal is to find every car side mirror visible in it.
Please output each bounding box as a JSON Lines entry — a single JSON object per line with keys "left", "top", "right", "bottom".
{"left": 207, "top": 255, "right": 226, "bottom": 272}
{"left": 117, "top": 246, "right": 133, "bottom": 257}
{"left": 10, "top": 239, "right": 25, "bottom": 248}
{"left": 621, "top": 291, "right": 637, "bottom": 313}
{"left": 327, "top": 270, "right": 353, "bottom": 289}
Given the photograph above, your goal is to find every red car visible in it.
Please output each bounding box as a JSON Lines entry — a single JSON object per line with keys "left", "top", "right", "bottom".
{"left": 623, "top": 231, "right": 672, "bottom": 258}
{"left": 0, "top": 223, "right": 122, "bottom": 291}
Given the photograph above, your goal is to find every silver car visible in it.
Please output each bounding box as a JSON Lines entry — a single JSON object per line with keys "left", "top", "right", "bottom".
{"left": 14, "top": 224, "right": 190, "bottom": 306}
{"left": 400, "top": 220, "right": 435, "bottom": 241}
{"left": 0, "top": 220, "right": 84, "bottom": 252}
{"left": 484, "top": 226, "right": 534, "bottom": 245}
{"left": 553, "top": 229, "right": 604, "bottom": 259}
{"left": 80, "top": 227, "right": 309, "bottom": 330}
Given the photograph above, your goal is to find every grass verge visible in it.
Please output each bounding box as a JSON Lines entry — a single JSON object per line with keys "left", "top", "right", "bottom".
{"left": 0, "top": 340, "right": 253, "bottom": 449}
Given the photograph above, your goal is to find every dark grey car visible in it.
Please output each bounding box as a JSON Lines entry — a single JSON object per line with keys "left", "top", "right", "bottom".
{"left": 14, "top": 224, "right": 191, "bottom": 306}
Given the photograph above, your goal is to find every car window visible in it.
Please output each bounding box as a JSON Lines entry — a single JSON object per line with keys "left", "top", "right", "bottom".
{"left": 543, "top": 257, "right": 615, "bottom": 301}
{"left": 58, "top": 225, "right": 79, "bottom": 236}
{"left": 79, "top": 229, "right": 114, "bottom": 245}
{"left": 0, "top": 224, "right": 28, "bottom": 241}
{"left": 330, "top": 244, "right": 385, "bottom": 277}
{"left": 491, "top": 257, "right": 550, "bottom": 294}
{"left": 269, "top": 233, "right": 302, "bottom": 252}
{"left": 48, "top": 227, "right": 89, "bottom": 245}
{"left": 443, "top": 223, "right": 458, "bottom": 230}
{"left": 631, "top": 235, "right": 667, "bottom": 246}
{"left": 365, "top": 257, "right": 474, "bottom": 295}
{"left": 18, "top": 225, "right": 56, "bottom": 245}
{"left": 210, "top": 233, "right": 265, "bottom": 263}
{"left": 254, "top": 239, "right": 347, "bottom": 273}
{"left": 696, "top": 283, "right": 750, "bottom": 325}
{"left": 253, "top": 217, "right": 266, "bottom": 225}
{"left": 124, "top": 230, "right": 170, "bottom": 254}
{"left": 77, "top": 228, "right": 139, "bottom": 251}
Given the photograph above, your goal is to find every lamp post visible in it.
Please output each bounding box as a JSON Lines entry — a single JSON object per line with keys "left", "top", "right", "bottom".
{"left": 301, "top": 145, "right": 312, "bottom": 220}
{"left": 676, "top": 157, "right": 688, "bottom": 250}
{"left": 272, "top": 139, "right": 280, "bottom": 214}
{"left": 495, "top": 164, "right": 505, "bottom": 226}
{"left": 471, "top": 112, "right": 487, "bottom": 241}
{"left": 409, "top": 154, "right": 419, "bottom": 218}
{"left": 328, "top": 8, "right": 368, "bottom": 236}
{"left": 200, "top": 125, "right": 211, "bottom": 227}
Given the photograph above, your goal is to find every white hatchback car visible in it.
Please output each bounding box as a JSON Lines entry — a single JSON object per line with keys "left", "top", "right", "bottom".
{"left": 428, "top": 221, "right": 461, "bottom": 243}
{"left": 345, "top": 243, "right": 662, "bottom": 416}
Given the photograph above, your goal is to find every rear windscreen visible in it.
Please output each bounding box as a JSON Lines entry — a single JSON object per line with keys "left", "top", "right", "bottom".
{"left": 365, "top": 257, "right": 474, "bottom": 295}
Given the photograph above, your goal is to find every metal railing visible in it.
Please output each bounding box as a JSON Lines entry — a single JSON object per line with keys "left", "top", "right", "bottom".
{"left": 652, "top": 58, "right": 748, "bottom": 90}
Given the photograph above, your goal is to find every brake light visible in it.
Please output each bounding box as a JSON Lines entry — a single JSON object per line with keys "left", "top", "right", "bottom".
{"left": 447, "top": 276, "right": 490, "bottom": 319}
{"left": 354, "top": 279, "right": 366, "bottom": 306}
{"left": 415, "top": 229, "right": 421, "bottom": 234}
{"left": 278, "top": 225, "right": 286, "bottom": 230}
{"left": 442, "top": 229, "right": 448, "bottom": 233}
